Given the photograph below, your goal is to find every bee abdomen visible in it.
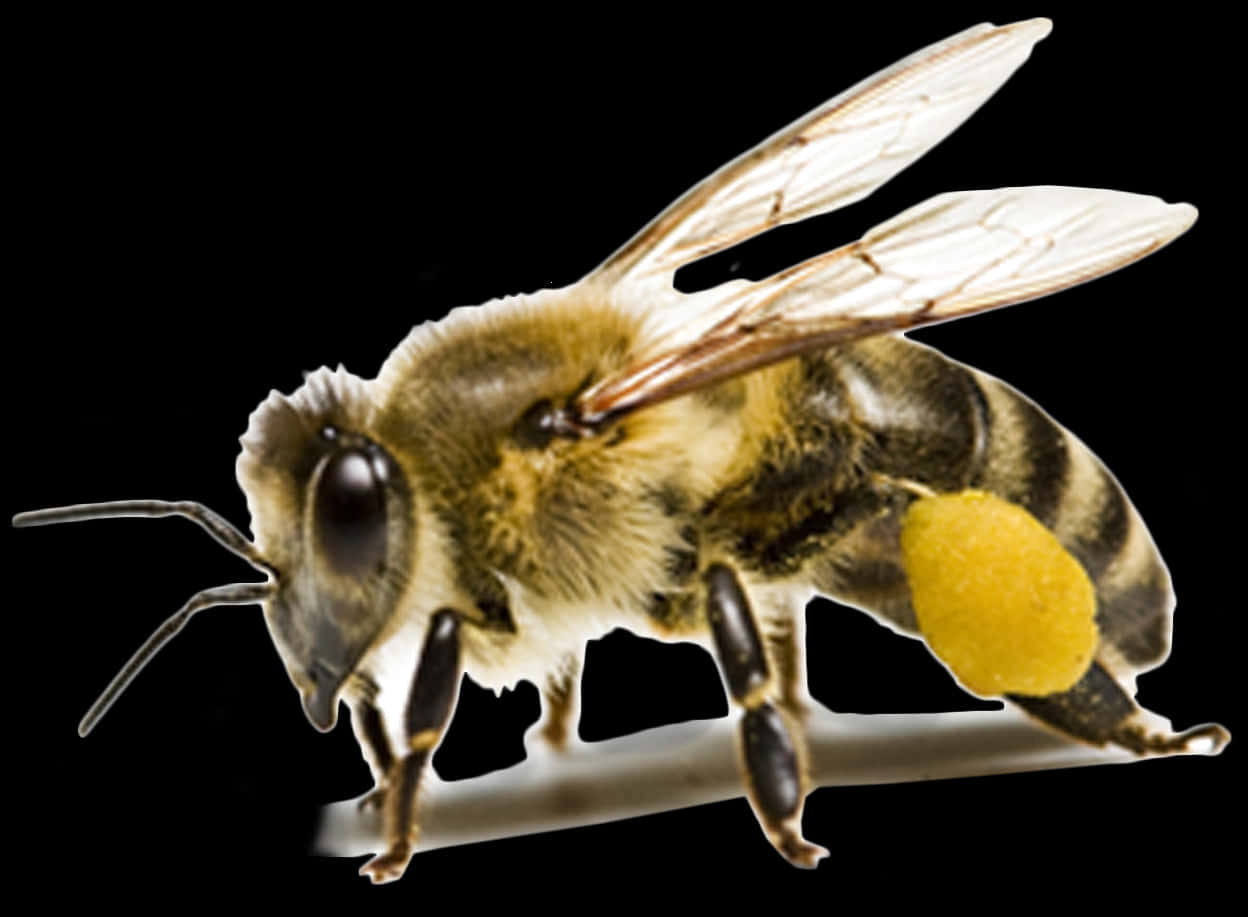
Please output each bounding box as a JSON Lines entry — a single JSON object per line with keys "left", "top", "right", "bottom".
{"left": 802, "top": 340, "right": 1170, "bottom": 671}
{"left": 971, "top": 373, "right": 1170, "bottom": 667}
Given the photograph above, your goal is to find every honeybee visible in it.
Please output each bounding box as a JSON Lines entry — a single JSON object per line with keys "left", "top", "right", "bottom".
{"left": 16, "top": 15, "right": 1231, "bottom": 885}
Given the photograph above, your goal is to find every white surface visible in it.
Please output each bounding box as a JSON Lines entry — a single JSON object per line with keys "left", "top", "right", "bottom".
{"left": 316, "top": 704, "right": 1217, "bottom": 858}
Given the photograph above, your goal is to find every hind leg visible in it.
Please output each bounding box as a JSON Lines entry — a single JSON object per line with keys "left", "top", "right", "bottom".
{"left": 1008, "top": 661, "right": 1229, "bottom": 754}
{"left": 810, "top": 514, "right": 1229, "bottom": 757}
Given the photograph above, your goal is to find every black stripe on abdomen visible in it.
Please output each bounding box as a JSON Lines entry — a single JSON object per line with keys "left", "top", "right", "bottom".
{"left": 972, "top": 379, "right": 1070, "bottom": 528}
{"left": 1062, "top": 465, "right": 1130, "bottom": 583}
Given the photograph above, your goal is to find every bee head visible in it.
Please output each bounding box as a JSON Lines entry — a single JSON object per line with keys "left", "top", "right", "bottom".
{"left": 238, "top": 367, "right": 416, "bottom": 732}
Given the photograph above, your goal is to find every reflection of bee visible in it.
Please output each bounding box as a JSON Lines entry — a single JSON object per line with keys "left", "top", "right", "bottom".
{"left": 15, "top": 18, "right": 1229, "bottom": 883}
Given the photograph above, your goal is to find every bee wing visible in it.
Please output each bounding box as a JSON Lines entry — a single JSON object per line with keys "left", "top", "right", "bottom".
{"left": 591, "top": 18, "right": 1052, "bottom": 289}
{"left": 575, "top": 187, "right": 1196, "bottom": 425}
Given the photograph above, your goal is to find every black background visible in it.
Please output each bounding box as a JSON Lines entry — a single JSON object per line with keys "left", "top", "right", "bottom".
{"left": 10, "top": 5, "right": 1238, "bottom": 903}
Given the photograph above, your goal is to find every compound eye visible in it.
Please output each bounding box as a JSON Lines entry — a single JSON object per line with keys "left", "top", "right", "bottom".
{"left": 314, "top": 447, "right": 388, "bottom": 576}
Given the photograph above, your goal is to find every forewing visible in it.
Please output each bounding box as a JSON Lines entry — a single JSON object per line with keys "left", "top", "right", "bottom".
{"left": 576, "top": 187, "right": 1196, "bottom": 425}
{"left": 592, "top": 18, "right": 1052, "bottom": 288}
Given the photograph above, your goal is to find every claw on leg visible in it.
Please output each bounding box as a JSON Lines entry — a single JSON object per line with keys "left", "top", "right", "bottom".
{"left": 1113, "top": 721, "right": 1231, "bottom": 756}
{"left": 360, "top": 843, "right": 413, "bottom": 885}
{"left": 771, "top": 819, "right": 829, "bottom": 869}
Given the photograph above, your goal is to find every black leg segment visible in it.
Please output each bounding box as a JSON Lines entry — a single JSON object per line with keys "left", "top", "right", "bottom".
{"left": 704, "top": 563, "right": 827, "bottom": 868}
{"left": 742, "top": 706, "right": 802, "bottom": 822}
{"left": 1008, "top": 662, "right": 1133, "bottom": 745}
{"left": 706, "top": 564, "right": 770, "bottom": 703}
{"left": 404, "top": 609, "right": 462, "bottom": 744}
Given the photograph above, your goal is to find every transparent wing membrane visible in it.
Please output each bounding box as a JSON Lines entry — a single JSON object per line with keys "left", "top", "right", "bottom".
{"left": 594, "top": 19, "right": 1052, "bottom": 286}
{"left": 577, "top": 187, "right": 1195, "bottom": 424}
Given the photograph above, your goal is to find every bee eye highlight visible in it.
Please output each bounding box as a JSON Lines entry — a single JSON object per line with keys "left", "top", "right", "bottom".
{"left": 314, "top": 447, "right": 387, "bottom": 576}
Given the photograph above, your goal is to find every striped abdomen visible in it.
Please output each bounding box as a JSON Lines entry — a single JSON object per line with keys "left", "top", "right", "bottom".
{"left": 792, "top": 334, "right": 1171, "bottom": 676}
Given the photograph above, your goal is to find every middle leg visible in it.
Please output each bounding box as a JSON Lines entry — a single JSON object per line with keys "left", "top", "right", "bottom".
{"left": 705, "top": 563, "right": 827, "bottom": 868}
{"left": 527, "top": 652, "right": 582, "bottom": 752}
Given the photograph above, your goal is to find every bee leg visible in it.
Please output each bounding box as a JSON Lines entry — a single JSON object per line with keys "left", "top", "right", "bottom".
{"left": 360, "top": 609, "right": 462, "bottom": 885}
{"left": 705, "top": 564, "right": 828, "bottom": 868}
{"left": 1008, "top": 661, "right": 1230, "bottom": 754}
{"left": 533, "top": 653, "right": 582, "bottom": 751}
{"left": 350, "top": 700, "right": 394, "bottom": 812}
{"left": 763, "top": 613, "right": 809, "bottom": 721}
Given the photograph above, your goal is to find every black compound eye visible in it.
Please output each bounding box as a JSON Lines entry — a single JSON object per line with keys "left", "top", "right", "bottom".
{"left": 314, "top": 447, "right": 388, "bottom": 576}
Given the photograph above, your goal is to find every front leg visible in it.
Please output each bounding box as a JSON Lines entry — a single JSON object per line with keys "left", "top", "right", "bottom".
{"left": 360, "top": 608, "right": 462, "bottom": 884}
{"left": 350, "top": 697, "right": 394, "bottom": 812}
{"left": 705, "top": 564, "right": 828, "bottom": 868}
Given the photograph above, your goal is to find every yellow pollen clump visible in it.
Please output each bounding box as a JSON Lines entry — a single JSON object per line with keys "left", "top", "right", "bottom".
{"left": 899, "top": 489, "right": 1098, "bottom": 697}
